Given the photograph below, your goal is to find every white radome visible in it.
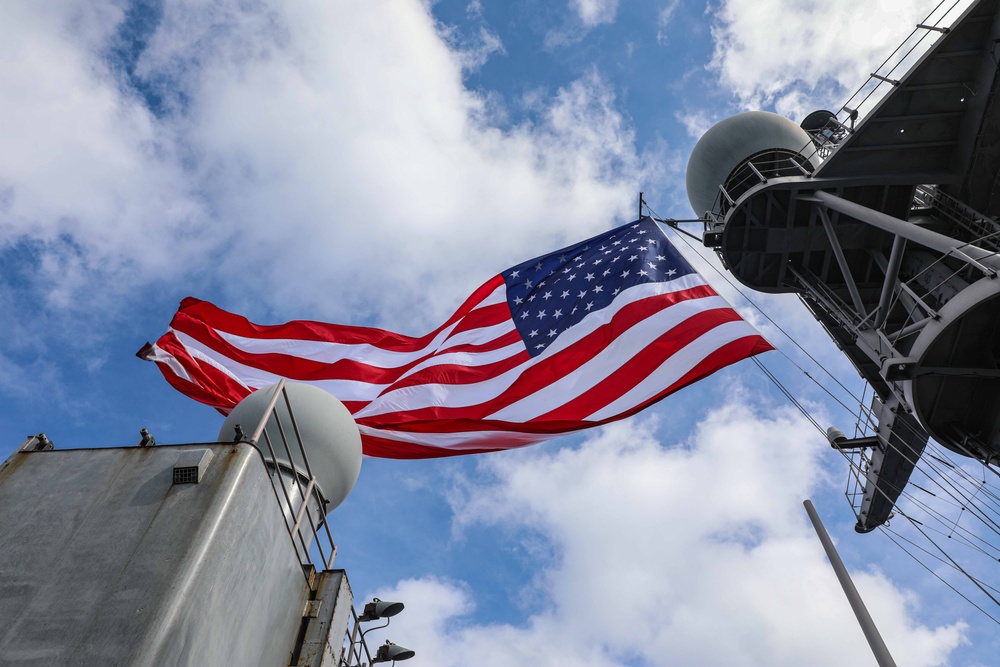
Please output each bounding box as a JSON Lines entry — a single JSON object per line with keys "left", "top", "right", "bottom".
{"left": 219, "top": 383, "right": 363, "bottom": 513}
{"left": 685, "top": 110, "right": 821, "bottom": 216}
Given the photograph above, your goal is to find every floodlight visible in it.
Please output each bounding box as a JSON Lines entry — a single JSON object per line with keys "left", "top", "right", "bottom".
{"left": 359, "top": 598, "right": 404, "bottom": 622}
{"left": 373, "top": 641, "right": 415, "bottom": 663}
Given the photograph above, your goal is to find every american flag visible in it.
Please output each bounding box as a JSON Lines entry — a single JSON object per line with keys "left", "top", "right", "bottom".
{"left": 139, "top": 218, "right": 772, "bottom": 458}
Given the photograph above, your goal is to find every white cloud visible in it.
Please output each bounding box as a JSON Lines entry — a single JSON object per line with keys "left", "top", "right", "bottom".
{"left": 675, "top": 108, "right": 717, "bottom": 140}
{"left": 656, "top": 0, "right": 682, "bottom": 46}
{"left": 455, "top": 26, "right": 506, "bottom": 72}
{"left": 571, "top": 0, "right": 619, "bottom": 28}
{"left": 0, "top": 2, "right": 213, "bottom": 313}
{"left": 436, "top": 11, "right": 505, "bottom": 74}
{"left": 0, "top": 0, "right": 645, "bottom": 341}
{"left": 708, "top": 0, "right": 976, "bottom": 119}
{"left": 544, "top": 0, "right": 619, "bottom": 49}
{"left": 361, "top": 406, "right": 966, "bottom": 666}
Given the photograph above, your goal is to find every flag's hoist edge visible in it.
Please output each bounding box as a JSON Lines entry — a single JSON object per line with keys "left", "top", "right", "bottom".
{"left": 139, "top": 218, "right": 773, "bottom": 458}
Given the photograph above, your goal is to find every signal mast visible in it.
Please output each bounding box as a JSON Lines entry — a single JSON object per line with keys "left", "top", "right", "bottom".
{"left": 685, "top": 0, "right": 1000, "bottom": 532}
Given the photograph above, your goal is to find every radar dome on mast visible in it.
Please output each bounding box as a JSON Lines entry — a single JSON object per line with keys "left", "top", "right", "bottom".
{"left": 685, "top": 111, "right": 821, "bottom": 217}
{"left": 681, "top": 0, "right": 1000, "bottom": 533}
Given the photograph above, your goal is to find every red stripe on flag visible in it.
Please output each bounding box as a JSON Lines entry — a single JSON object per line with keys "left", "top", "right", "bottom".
{"left": 360, "top": 433, "right": 504, "bottom": 458}
{"left": 356, "top": 286, "right": 722, "bottom": 426}
{"left": 530, "top": 309, "right": 748, "bottom": 422}
{"left": 145, "top": 333, "right": 251, "bottom": 411}
{"left": 440, "top": 303, "right": 512, "bottom": 339}
{"left": 600, "top": 334, "right": 774, "bottom": 424}
{"left": 382, "top": 349, "right": 531, "bottom": 393}
{"left": 168, "top": 312, "right": 522, "bottom": 386}
{"left": 173, "top": 276, "right": 505, "bottom": 349}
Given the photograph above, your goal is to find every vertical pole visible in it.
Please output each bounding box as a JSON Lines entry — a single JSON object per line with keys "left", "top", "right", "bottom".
{"left": 803, "top": 499, "right": 898, "bottom": 667}
{"left": 638, "top": 192, "right": 644, "bottom": 220}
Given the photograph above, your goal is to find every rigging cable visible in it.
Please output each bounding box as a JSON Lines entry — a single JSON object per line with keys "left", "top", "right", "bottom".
{"left": 643, "top": 204, "right": 1000, "bottom": 621}
{"left": 881, "top": 525, "right": 1000, "bottom": 626}
{"left": 645, "top": 205, "right": 869, "bottom": 417}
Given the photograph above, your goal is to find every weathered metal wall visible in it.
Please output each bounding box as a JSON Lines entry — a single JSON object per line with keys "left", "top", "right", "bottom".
{"left": 0, "top": 443, "right": 313, "bottom": 666}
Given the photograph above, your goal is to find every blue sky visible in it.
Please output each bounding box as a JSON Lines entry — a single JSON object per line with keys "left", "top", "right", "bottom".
{"left": 0, "top": 0, "right": 996, "bottom": 664}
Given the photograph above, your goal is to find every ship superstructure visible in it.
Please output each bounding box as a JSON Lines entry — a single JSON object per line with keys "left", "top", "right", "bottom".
{"left": 0, "top": 381, "right": 412, "bottom": 666}
{"left": 686, "top": 0, "right": 1000, "bottom": 532}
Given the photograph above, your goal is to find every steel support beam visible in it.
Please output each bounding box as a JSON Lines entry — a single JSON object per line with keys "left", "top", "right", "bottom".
{"left": 875, "top": 235, "right": 906, "bottom": 328}
{"left": 817, "top": 207, "right": 867, "bottom": 315}
{"left": 813, "top": 190, "right": 1000, "bottom": 275}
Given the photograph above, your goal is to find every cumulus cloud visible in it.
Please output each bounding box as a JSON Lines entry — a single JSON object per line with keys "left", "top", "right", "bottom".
{"left": 0, "top": 0, "right": 645, "bottom": 343}
{"left": 708, "top": 0, "right": 976, "bottom": 119}
{"left": 0, "top": 2, "right": 213, "bottom": 313}
{"left": 360, "top": 407, "right": 966, "bottom": 666}
{"left": 675, "top": 108, "right": 717, "bottom": 140}
{"left": 453, "top": 26, "right": 506, "bottom": 72}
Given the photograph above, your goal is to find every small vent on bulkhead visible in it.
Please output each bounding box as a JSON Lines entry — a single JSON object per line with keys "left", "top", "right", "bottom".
{"left": 172, "top": 449, "right": 214, "bottom": 485}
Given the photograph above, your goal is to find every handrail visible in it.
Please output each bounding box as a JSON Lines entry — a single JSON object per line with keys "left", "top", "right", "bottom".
{"left": 797, "top": 0, "right": 973, "bottom": 167}
{"left": 239, "top": 379, "right": 340, "bottom": 576}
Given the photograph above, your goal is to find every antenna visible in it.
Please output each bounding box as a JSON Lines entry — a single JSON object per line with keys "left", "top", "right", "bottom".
{"left": 685, "top": 0, "right": 1000, "bottom": 532}
{"left": 804, "top": 500, "right": 898, "bottom": 667}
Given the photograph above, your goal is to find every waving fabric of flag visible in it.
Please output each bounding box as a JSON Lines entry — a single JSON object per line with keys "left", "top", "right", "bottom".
{"left": 139, "top": 217, "right": 773, "bottom": 458}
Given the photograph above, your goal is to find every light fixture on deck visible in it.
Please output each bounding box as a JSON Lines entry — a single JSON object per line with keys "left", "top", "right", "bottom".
{"left": 359, "top": 597, "right": 407, "bottom": 645}
{"left": 373, "top": 640, "right": 415, "bottom": 663}
{"left": 359, "top": 597, "right": 404, "bottom": 622}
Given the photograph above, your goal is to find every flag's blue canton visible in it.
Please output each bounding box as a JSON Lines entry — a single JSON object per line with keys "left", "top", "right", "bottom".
{"left": 502, "top": 217, "right": 697, "bottom": 357}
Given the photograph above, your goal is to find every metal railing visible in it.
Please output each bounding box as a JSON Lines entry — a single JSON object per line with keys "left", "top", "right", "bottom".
{"left": 797, "top": 0, "right": 974, "bottom": 166}
{"left": 707, "top": 0, "right": 974, "bottom": 224}
{"left": 711, "top": 150, "right": 814, "bottom": 217}
{"left": 841, "top": 396, "right": 884, "bottom": 524}
{"left": 340, "top": 607, "right": 376, "bottom": 667}
{"left": 236, "top": 381, "right": 394, "bottom": 666}
{"left": 238, "top": 379, "right": 339, "bottom": 576}
{"left": 916, "top": 185, "right": 1000, "bottom": 253}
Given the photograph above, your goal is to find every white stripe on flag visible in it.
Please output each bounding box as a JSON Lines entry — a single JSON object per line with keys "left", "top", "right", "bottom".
{"left": 586, "top": 319, "right": 763, "bottom": 421}
{"left": 486, "top": 294, "right": 736, "bottom": 421}
{"left": 211, "top": 282, "right": 508, "bottom": 367}
{"left": 175, "top": 330, "right": 389, "bottom": 402}
{"left": 144, "top": 343, "right": 193, "bottom": 383}
{"left": 357, "top": 282, "right": 721, "bottom": 419}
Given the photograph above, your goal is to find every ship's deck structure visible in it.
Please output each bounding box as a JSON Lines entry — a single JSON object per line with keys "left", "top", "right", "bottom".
{"left": 0, "top": 381, "right": 392, "bottom": 666}
{"left": 701, "top": 0, "right": 1000, "bottom": 531}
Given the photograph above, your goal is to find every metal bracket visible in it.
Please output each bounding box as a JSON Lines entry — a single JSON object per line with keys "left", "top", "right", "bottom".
{"left": 882, "top": 357, "right": 917, "bottom": 381}
{"left": 303, "top": 599, "right": 322, "bottom": 619}
{"left": 19, "top": 434, "right": 54, "bottom": 452}
{"left": 137, "top": 428, "right": 157, "bottom": 447}
{"left": 916, "top": 22, "right": 950, "bottom": 34}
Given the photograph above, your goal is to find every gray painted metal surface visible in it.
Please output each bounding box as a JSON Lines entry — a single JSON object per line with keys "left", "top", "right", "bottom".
{"left": 0, "top": 443, "right": 319, "bottom": 666}
{"left": 804, "top": 500, "right": 898, "bottom": 667}
{"left": 686, "top": 0, "right": 1000, "bottom": 531}
{"left": 291, "top": 570, "right": 354, "bottom": 667}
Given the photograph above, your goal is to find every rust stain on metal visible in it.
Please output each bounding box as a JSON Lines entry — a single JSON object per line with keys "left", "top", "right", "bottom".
{"left": 0, "top": 452, "right": 31, "bottom": 485}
